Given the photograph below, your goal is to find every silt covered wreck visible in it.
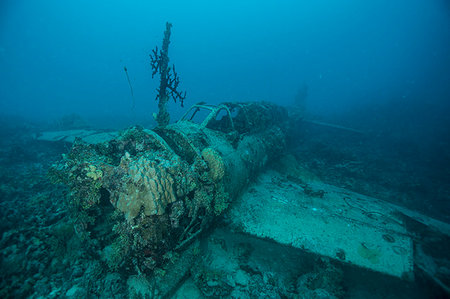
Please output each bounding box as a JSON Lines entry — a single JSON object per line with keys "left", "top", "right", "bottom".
{"left": 50, "top": 101, "right": 288, "bottom": 272}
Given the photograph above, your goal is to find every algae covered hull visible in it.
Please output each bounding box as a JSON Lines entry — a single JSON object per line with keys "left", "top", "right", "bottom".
{"left": 50, "top": 102, "right": 288, "bottom": 272}
{"left": 43, "top": 100, "right": 450, "bottom": 287}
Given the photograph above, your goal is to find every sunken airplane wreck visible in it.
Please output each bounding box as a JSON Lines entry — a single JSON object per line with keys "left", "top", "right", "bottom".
{"left": 46, "top": 102, "right": 288, "bottom": 269}
{"left": 41, "top": 100, "right": 450, "bottom": 289}
{"left": 31, "top": 22, "right": 450, "bottom": 296}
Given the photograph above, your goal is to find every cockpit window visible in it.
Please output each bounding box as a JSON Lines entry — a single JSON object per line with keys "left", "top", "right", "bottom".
{"left": 206, "top": 108, "right": 233, "bottom": 133}
{"left": 181, "top": 106, "right": 212, "bottom": 124}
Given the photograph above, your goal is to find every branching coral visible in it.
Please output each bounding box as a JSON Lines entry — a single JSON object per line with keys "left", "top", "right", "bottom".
{"left": 150, "top": 22, "right": 186, "bottom": 127}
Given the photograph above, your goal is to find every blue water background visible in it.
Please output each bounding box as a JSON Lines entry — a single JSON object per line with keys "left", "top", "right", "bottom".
{"left": 0, "top": 0, "right": 449, "bottom": 137}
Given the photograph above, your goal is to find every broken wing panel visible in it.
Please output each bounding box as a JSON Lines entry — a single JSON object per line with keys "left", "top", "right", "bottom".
{"left": 230, "top": 171, "right": 414, "bottom": 279}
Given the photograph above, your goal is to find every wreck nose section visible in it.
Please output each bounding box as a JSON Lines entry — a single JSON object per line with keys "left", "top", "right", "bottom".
{"left": 106, "top": 152, "right": 191, "bottom": 222}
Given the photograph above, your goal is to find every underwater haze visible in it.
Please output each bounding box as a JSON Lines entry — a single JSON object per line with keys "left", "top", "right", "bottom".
{"left": 1, "top": 0, "right": 450, "bottom": 123}
{"left": 1, "top": 0, "right": 450, "bottom": 298}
